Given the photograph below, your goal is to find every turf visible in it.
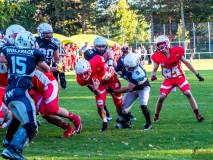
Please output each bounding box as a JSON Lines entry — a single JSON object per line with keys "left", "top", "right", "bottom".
{"left": 0, "top": 59, "right": 213, "bottom": 160}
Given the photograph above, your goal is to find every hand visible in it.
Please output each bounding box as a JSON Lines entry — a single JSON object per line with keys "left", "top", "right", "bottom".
{"left": 151, "top": 75, "right": 157, "bottom": 81}
{"left": 56, "top": 62, "right": 65, "bottom": 73}
{"left": 92, "top": 78, "right": 100, "bottom": 90}
{"left": 196, "top": 73, "right": 204, "bottom": 81}
{"left": 106, "top": 86, "right": 114, "bottom": 94}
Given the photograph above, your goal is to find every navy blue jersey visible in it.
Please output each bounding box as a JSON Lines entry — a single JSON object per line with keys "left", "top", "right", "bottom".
{"left": 120, "top": 64, "right": 150, "bottom": 91}
{"left": 36, "top": 37, "right": 58, "bottom": 65}
{"left": 1, "top": 46, "right": 46, "bottom": 90}
{"left": 114, "top": 56, "right": 125, "bottom": 73}
{"left": 84, "top": 49, "right": 101, "bottom": 61}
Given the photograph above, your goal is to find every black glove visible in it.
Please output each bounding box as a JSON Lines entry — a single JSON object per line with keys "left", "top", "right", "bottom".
{"left": 196, "top": 73, "right": 204, "bottom": 81}
{"left": 106, "top": 86, "right": 114, "bottom": 93}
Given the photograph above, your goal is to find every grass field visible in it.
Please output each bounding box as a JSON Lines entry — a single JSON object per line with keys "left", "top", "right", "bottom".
{"left": 0, "top": 59, "right": 213, "bottom": 160}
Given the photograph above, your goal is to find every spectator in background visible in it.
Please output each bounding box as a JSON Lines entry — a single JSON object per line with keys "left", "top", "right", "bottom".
{"left": 70, "top": 43, "right": 77, "bottom": 70}
{"left": 111, "top": 43, "right": 121, "bottom": 63}
{"left": 190, "top": 47, "right": 195, "bottom": 63}
{"left": 141, "top": 46, "right": 147, "bottom": 65}
{"left": 80, "top": 42, "right": 92, "bottom": 57}
{"left": 121, "top": 41, "right": 128, "bottom": 55}
{"left": 64, "top": 44, "right": 72, "bottom": 71}
{"left": 147, "top": 45, "right": 153, "bottom": 65}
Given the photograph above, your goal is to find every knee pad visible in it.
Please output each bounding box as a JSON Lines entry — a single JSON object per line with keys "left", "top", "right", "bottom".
{"left": 23, "top": 122, "right": 38, "bottom": 142}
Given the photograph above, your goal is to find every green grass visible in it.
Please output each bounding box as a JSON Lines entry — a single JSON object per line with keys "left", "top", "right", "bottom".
{"left": 1, "top": 60, "right": 213, "bottom": 160}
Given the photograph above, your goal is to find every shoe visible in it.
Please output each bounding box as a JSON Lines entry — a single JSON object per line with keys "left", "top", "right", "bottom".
{"left": 2, "top": 145, "right": 26, "bottom": 160}
{"left": 61, "top": 124, "right": 75, "bottom": 138}
{"left": 197, "top": 115, "right": 204, "bottom": 122}
{"left": 116, "top": 121, "right": 132, "bottom": 128}
{"left": 123, "top": 121, "right": 132, "bottom": 128}
{"left": 70, "top": 115, "right": 82, "bottom": 134}
{"left": 36, "top": 120, "right": 41, "bottom": 126}
{"left": 2, "top": 139, "right": 10, "bottom": 148}
{"left": 62, "top": 87, "right": 67, "bottom": 90}
{"left": 130, "top": 113, "right": 136, "bottom": 121}
{"left": 100, "top": 122, "right": 108, "bottom": 132}
{"left": 107, "top": 115, "right": 112, "bottom": 121}
{"left": 153, "top": 117, "right": 158, "bottom": 122}
{"left": 143, "top": 124, "right": 153, "bottom": 130}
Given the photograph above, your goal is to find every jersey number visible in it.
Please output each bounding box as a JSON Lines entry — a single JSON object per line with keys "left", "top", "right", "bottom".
{"left": 11, "top": 56, "right": 27, "bottom": 74}
{"left": 39, "top": 48, "right": 54, "bottom": 58}
{"left": 162, "top": 66, "right": 180, "bottom": 78}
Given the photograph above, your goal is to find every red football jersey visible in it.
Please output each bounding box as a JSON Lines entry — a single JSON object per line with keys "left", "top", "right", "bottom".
{"left": 151, "top": 46, "right": 185, "bottom": 79}
{"left": 32, "top": 70, "right": 56, "bottom": 92}
{"left": 0, "top": 63, "right": 8, "bottom": 88}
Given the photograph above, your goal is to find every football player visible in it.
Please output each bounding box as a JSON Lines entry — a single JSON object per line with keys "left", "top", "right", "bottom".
{"left": 75, "top": 55, "right": 123, "bottom": 132}
{"left": 1, "top": 31, "right": 50, "bottom": 160}
{"left": 108, "top": 52, "right": 152, "bottom": 130}
{"left": 31, "top": 69, "right": 82, "bottom": 138}
{"left": 151, "top": 35, "right": 204, "bottom": 122}
{"left": 83, "top": 36, "right": 115, "bottom": 120}
{"left": 36, "top": 23, "right": 59, "bottom": 67}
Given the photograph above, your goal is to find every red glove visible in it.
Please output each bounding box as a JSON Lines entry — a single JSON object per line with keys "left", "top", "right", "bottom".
{"left": 151, "top": 75, "right": 157, "bottom": 81}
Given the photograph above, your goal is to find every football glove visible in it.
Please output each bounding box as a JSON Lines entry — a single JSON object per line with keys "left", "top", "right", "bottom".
{"left": 196, "top": 73, "right": 204, "bottom": 81}
{"left": 106, "top": 86, "right": 114, "bottom": 94}
{"left": 151, "top": 75, "right": 157, "bottom": 81}
{"left": 56, "top": 62, "right": 65, "bottom": 73}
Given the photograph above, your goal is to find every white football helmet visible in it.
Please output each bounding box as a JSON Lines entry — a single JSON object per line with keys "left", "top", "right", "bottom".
{"left": 15, "top": 31, "right": 36, "bottom": 49}
{"left": 93, "top": 36, "right": 108, "bottom": 55}
{"left": 52, "top": 37, "right": 60, "bottom": 46}
{"left": 37, "top": 23, "right": 53, "bottom": 41}
{"left": 75, "top": 59, "right": 92, "bottom": 81}
{"left": 5, "top": 24, "right": 26, "bottom": 45}
{"left": 156, "top": 35, "right": 170, "bottom": 51}
{"left": 124, "top": 52, "right": 139, "bottom": 72}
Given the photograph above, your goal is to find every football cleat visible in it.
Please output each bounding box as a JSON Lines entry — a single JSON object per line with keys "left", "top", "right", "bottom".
{"left": 2, "top": 145, "right": 25, "bottom": 160}
{"left": 130, "top": 112, "right": 137, "bottom": 121}
{"left": 197, "top": 115, "right": 204, "bottom": 122}
{"left": 107, "top": 115, "right": 112, "bottom": 121}
{"left": 143, "top": 124, "right": 153, "bottom": 130}
{"left": 61, "top": 124, "right": 75, "bottom": 138}
{"left": 70, "top": 115, "right": 82, "bottom": 134}
{"left": 116, "top": 121, "right": 132, "bottom": 129}
{"left": 100, "top": 122, "right": 108, "bottom": 132}
{"left": 2, "top": 139, "right": 10, "bottom": 148}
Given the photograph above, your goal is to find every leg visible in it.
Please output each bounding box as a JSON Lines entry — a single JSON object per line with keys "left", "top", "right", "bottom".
{"left": 43, "top": 115, "right": 75, "bottom": 138}
{"left": 184, "top": 90, "right": 204, "bottom": 122}
{"left": 138, "top": 86, "right": 152, "bottom": 130}
{"left": 104, "top": 105, "right": 112, "bottom": 121}
{"left": 153, "top": 94, "right": 166, "bottom": 122}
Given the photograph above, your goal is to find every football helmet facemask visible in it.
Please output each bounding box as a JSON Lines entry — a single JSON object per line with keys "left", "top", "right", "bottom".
{"left": 37, "top": 23, "right": 53, "bottom": 42}
{"left": 75, "top": 59, "right": 92, "bottom": 81}
{"left": 124, "top": 52, "right": 140, "bottom": 72}
{"left": 94, "top": 36, "right": 108, "bottom": 55}
{"left": 15, "top": 31, "right": 36, "bottom": 49}
{"left": 156, "top": 35, "right": 170, "bottom": 51}
{"left": 5, "top": 24, "right": 26, "bottom": 45}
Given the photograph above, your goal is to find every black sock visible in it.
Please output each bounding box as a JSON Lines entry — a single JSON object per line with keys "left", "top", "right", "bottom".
{"left": 104, "top": 105, "right": 110, "bottom": 117}
{"left": 5, "top": 117, "right": 21, "bottom": 142}
{"left": 141, "top": 105, "right": 151, "bottom": 124}
{"left": 123, "top": 113, "right": 131, "bottom": 122}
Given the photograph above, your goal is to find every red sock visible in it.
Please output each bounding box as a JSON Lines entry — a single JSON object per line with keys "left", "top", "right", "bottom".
{"left": 193, "top": 109, "right": 200, "bottom": 117}
{"left": 155, "top": 114, "right": 159, "bottom": 118}
{"left": 61, "top": 122, "right": 68, "bottom": 129}
{"left": 68, "top": 112, "right": 75, "bottom": 120}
